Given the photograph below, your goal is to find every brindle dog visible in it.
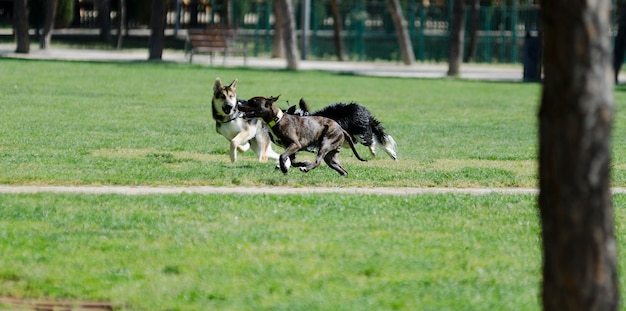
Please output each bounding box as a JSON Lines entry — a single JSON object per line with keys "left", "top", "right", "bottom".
{"left": 238, "top": 95, "right": 366, "bottom": 176}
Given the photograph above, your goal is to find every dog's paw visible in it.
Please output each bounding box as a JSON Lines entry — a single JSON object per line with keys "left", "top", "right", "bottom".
{"left": 299, "top": 167, "right": 310, "bottom": 173}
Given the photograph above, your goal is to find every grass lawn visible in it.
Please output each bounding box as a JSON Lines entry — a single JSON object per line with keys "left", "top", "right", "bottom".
{"left": 0, "top": 58, "right": 549, "bottom": 187}
{"left": 1, "top": 58, "right": 626, "bottom": 310}
{"left": 0, "top": 193, "right": 544, "bottom": 310}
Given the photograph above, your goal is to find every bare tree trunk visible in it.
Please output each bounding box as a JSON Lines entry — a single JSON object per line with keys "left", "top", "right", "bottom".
{"left": 272, "top": 0, "right": 284, "bottom": 58}
{"left": 330, "top": 0, "right": 344, "bottom": 61}
{"left": 116, "top": 0, "right": 126, "bottom": 49}
{"left": 447, "top": 0, "right": 465, "bottom": 76}
{"left": 39, "top": 0, "right": 58, "bottom": 49}
{"left": 98, "top": 0, "right": 111, "bottom": 43}
{"left": 387, "top": 0, "right": 414, "bottom": 65}
{"left": 148, "top": 0, "right": 167, "bottom": 60}
{"left": 276, "top": 0, "right": 299, "bottom": 70}
{"left": 539, "top": 0, "right": 619, "bottom": 310}
{"left": 613, "top": 3, "right": 626, "bottom": 83}
{"left": 13, "top": 0, "right": 30, "bottom": 53}
{"left": 189, "top": 0, "right": 198, "bottom": 27}
{"left": 464, "top": 0, "right": 479, "bottom": 62}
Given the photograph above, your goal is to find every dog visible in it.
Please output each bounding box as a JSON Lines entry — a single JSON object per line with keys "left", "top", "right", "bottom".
{"left": 211, "top": 77, "right": 279, "bottom": 163}
{"left": 286, "top": 99, "right": 398, "bottom": 160}
{"left": 238, "top": 95, "right": 367, "bottom": 176}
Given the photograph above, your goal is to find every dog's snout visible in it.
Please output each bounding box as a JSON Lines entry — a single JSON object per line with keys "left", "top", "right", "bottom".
{"left": 237, "top": 99, "right": 247, "bottom": 108}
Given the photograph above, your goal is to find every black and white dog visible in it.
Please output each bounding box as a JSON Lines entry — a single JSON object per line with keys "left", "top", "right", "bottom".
{"left": 286, "top": 99, "right": 398, "bottom": 160}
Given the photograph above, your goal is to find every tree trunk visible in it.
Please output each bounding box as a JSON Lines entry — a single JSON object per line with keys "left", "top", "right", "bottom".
{"left": 148, "top": 0, "right": 167, "bottom": 60}
{"left": 98, "top": 0, "right": 111, "bottom": 43}
{"left": 447, "top": 0, "right": 465, "bottom": 76}
{"left": 464, "top": 0, "right": 479, "bottom": 62}
{"left": 39, "top": 0, "right": 58, "bottom": 49}
{"left": 276, "top": 0, "right": 299, "bottom": 70}
{"left": 13, "top": 0, "right": 30, "bottom": 53}
{"left": 330, "top": 0, "right": 344, "bottom": 61}
{"left": 387, "top": 0, "right": 414, "bottom": 65}
{"left": 539, "top": 1, "right": 619, "bottom": 310}
{"left": 613, "top": 3, "right": 626, "bottom": 83}
{"left": 271, "top": 0, "right": 284, "bottom": 58}
{"left": 189, "top": 0, "right": 198, "bottom": 27}
{"left": 116, "top": 0, "right": 126, "bottom": 49}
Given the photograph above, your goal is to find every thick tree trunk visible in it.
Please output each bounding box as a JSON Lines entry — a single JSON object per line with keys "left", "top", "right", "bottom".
{"left": 447, "top": 0, "right": 465, "bottom": 76}
{"left": 148, "top": 0, "right": 167, "bottom": 60}
{"left": 330, "top": 0, "right": 344, "bottom": 61}
{"left": 613, "top": 4, "right": 626, "bottom": 83}
{"left": 13, "top": 0, "right": 30, "bottom": 53}
{"left": 276, "top": 0, "right": 299, "bottom": 70}
{"left": 539, "top": 1, "right": 619, "bottom": 310}
{"left": 271, "top": 0, "right": 284, "bottom": 58}
{"left": 387, "top": 0, "right": 414, "bottom": 65}
{"left": 39, "top": 0, "right": 58, "bottom": 49}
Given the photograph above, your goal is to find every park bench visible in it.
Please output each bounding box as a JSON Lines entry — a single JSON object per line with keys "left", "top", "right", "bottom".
{"left": 185, "top": 26, "right": 248, "bottom": 65}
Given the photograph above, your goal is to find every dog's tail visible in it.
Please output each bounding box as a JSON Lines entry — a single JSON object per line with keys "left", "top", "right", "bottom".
{"left": 370, "top": 117, "right": 398, "bottom": 160}
{"left": 343, "top": 130, "right": 367, "bottom": 162}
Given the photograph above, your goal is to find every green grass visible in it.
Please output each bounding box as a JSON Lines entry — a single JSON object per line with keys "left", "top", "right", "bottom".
{"left": 3, "top": 58, "right": 626, "bottom": 310}
{"left": 4, "top": 58, "right": 625, "bottom": 188}
{"left": 0, "top": 58, "right": 552, "bottom": 188}
{"left": 0, "top": 193, "right": 545, "bottom": 310}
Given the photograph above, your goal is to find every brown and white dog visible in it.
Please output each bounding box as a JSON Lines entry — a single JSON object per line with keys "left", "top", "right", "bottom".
{"left": 238, "top": 95, "right": 367, "bottom": 176}
{"left": 211, "top": 78, "right": 279, "bottom": 162}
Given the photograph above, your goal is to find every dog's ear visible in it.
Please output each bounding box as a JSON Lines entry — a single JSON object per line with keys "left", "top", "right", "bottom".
{"left": 266, "top": 95, "right": 280, "bottom": 106}
{"left": 299, "top": 98, "right": 311, "bottom": 112}
{"left": 227, "top": 78, "right": 238, "bottom": 91}
{"left": 286, "top": 105, "right": 296, "bottom": 114}
{"left": 214, "top": 77, "right": 223, "bottom": 92}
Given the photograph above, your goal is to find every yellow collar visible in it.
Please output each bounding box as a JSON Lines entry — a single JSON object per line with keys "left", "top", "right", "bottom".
{"left": 268, "top": 109, "right": 283, "bottom": 128}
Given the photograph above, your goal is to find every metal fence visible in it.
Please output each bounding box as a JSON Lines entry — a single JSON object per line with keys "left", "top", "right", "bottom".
{"left": 3, "top": 0, "right": 619, "bottom": 63}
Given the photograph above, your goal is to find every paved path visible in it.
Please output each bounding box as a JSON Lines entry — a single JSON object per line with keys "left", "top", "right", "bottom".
{"left": 0, "top": 42, "right": 525, "bottom": 81}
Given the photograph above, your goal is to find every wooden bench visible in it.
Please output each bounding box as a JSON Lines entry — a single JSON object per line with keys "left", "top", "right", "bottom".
{"left": 185, "top": 26, "right": 248, "bottom": 65}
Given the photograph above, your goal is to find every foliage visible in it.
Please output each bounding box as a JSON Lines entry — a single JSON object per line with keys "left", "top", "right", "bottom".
{"left": 28, "top": 0, "right": 74, "bottom": 29}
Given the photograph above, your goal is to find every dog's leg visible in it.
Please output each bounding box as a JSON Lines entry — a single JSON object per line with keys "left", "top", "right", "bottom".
{"left": 237, "top": 142, "right": 250, "bottom": 152}
{"left": 229, "top": 132, "right": 252, "bottom": 162}
{"left": 323, "top": 150, "right": 348, "bottom": 176}
{"left": 300, "top": 143, "right": 331, "bottom": 174}
{"left": 279, "top": 144, "right": 301, "bottom": 174}
{"left": 378, "top": 135, "right": 398, "bottom": 161}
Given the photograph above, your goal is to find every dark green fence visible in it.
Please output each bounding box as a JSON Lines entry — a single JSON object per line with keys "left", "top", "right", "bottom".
{"left": 229, "top": 0, "right": 542, "bottom": 63}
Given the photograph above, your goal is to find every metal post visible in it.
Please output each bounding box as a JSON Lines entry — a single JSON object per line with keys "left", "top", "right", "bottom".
{"left": 511, "top": 0, "right": 518, "bottom": 62}
{"left": 174, "top": 0, "right": 181, "bottom": 36}
{"left": 418, "top": 1, "right": 426, "bottom": 61}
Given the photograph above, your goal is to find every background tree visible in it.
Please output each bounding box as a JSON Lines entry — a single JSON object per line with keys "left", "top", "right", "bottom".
{"left": 40, "top": 0, "right": 58, "bottom": 49}
{"left": 538, "top": 0, "right": 619, "bottom": 310}
{"left": 464, "top": 0, "right": 479, "bottom": 62}
{"left": 98, "top": 0, "right": 111, "bottom": 43}
{"left": 276, "top": 0, "right": 299, "bottom": 70}
{"left": 447, "top": 0, "right": 465, "bottom": 76}
{"left": 29, "top": 0, "right": 72, "bottom": 49}
{"left": 148, "top": 0, "right": 167, "bottom": 60}
{"left": 387, "top": 0, "right": 414, "bottom": 65}
{"left": 272, "top": 0, "right": 285, "bottom": 58}
{"left": 116, "top": 0, "right": 126, "bottom": 49}
{"left": 330, "top": 0, "right": 344, "bottom": 61}
{"left": 13, "top": 0, "right": 30, "bottom": 53}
